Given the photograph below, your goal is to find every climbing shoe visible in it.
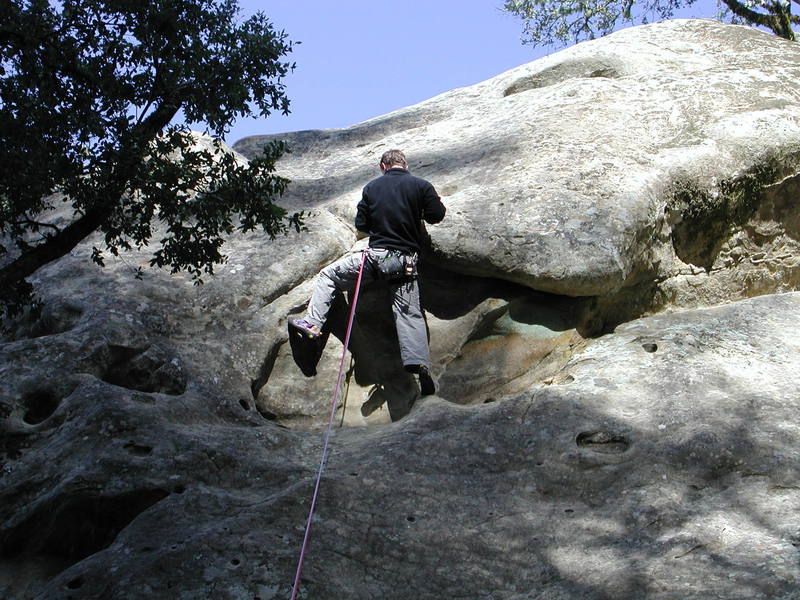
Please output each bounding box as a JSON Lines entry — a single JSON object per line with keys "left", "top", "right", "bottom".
{"left": 418, "top": 365, "right": 436, "bottom": 396}
{"left": 289, "top": 318, "right": 322, "bottom": 339}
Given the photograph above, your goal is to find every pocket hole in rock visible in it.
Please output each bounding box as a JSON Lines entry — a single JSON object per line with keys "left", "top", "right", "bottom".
{"left": 1, "top": 488, "right": 170, "bottom": 567}
{"left": 576, "top": 431, "right": 630, "bottom": 454}
{"left": 102, "top": 345, "right": 187, "bottom": 396}
{"left": 239, "top": 399, "right": 251, "bottom": 411}
{"left": 22, "top": 389, "right": 62, "bottom": 425}
{"left": 642, "top": 343, "right": 658, "bottom": 353}
{"left": 5, "top": 304, "right": 84, "bottom": 342}
{"left": 66, "top": 576, "right": 84, "bottom": 590}
{"left": 256, "top": 405, "right": 278, "bottom": 421}
{"left": 123, "top": 442, "right": 153, "bottom": 457}
{"left": 503, "top": 59, "right": 620, "bottom": 96}
{"left": 544, "top": 374, "right": 575, "bottom": 386}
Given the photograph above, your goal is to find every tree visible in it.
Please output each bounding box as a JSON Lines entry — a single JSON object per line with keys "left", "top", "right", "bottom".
{"left": 502, "top": 0, "right": 799, "bottom": 47}
{"left": 0, "top": 0, "right": 301, "bottom": 317}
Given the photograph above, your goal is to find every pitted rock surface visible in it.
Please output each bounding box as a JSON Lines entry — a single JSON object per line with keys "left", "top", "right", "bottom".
{"left": 237, "top": 19, "right": 800, "bottom": 426}
{"left": 2, "top": 19, "right": 800, "bottom": 600}
{"left": 3, "top": 293, "right": 800, "bottom": 599}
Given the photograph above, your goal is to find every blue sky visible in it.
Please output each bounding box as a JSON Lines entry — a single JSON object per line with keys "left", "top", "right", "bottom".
{"left": 227, "top": 0, "right": 721, "bottom": 145}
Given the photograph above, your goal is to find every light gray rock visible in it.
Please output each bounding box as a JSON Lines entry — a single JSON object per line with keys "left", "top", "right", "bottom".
{"left": 236, "top": 19, "right": 800, "bottom": 320}
{"left": 2, "top": 19, "right": 800, "bottom": 600}
{"left": 4, "top": 292, "right": 800, "bottom": 600}
{"left": 1, "top": 204, "right": 353, "bottom": 415}
{"left": 240, "top": 19, "right": 800, "bottom": 427}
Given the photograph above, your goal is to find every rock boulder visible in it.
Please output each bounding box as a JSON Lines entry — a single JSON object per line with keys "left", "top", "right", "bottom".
{"left": 2, "top": 19, "right": 800, "bottom": 600}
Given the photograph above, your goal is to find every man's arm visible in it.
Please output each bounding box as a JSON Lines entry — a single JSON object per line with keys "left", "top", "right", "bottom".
{"left": 355, "top": 190, "right": 371, "bottom": 233}
{"left": 421, "top": 181, "right": 446, "bottom": 224}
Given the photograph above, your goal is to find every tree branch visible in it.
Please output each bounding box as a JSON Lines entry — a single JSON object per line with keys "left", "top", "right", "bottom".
{"left": 0, "top": 203, "right": 112, "bottom": 291}
{"left": 0, "top": 101, "right": 179, "bottom": 301}
{"left": 721, "top": 0, "right": 796, "bottom": 39}
{"left": 11, "top": 218, "right": 61, "bottom": 233}
{"left": 721, "top": 0, "right": 773, "bottom": 27}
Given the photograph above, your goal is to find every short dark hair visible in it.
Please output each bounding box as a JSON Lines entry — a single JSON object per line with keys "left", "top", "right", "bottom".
{"left": 380, "top": 149, "right": 407, "bottom": 169}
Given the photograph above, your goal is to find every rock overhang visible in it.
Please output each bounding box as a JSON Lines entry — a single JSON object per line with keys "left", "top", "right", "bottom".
{"left": 235, "top": 19, "right": 800, "bottom": 299}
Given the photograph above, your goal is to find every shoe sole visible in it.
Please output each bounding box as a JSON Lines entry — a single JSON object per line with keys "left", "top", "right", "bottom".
{"left": 289, "top": 320, "right": 321, "bottom": 340}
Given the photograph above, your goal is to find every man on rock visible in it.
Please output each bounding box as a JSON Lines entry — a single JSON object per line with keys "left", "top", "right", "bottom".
{"left": 289, "top": 149, "right": 446, "bottom": 396}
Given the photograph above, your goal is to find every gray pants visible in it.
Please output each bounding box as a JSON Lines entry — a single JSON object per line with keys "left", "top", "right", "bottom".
{"left": 305, "top": 248, "right": 431, "bottom": 370}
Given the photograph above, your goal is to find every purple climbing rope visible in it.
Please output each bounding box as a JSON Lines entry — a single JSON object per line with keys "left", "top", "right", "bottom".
{"left": 290, "top": 249, "right": 369, "bottom": 600}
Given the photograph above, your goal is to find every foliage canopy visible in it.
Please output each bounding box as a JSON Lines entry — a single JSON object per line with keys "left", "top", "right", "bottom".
{"left": 503, "top": 0, "right": 799, "bottom": 47}
{"left": 0, "top": 0, "right": 300, "bottom": 316}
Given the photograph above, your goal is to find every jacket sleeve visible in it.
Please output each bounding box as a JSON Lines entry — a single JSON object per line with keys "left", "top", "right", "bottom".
{"left": 354, "top": 189, "right": 370, "bottom": 233}
{"left": 421, "top": 181, "right": 446, "bottom": 224}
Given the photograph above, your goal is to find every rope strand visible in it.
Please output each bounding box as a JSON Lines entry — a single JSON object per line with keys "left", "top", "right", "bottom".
{"left": 290, "top": 249, "right": 368, "bottom": 600}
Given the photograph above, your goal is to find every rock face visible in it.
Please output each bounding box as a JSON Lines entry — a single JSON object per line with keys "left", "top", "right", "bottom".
{"left": 4, "top": 290, "right": 800, "bottom": 600}
{"left": 236, "top": 19, "right": 800, "bottom": 311}
{"left": 2, "top": 19, "right": 800, "bottom": 600}
{"left": 238, "top": 18, "right": 800, "bottom": 428}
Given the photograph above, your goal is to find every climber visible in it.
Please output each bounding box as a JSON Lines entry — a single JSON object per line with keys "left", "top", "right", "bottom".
{"left": 289, "top": 149, "right": 446, "bottom": 396}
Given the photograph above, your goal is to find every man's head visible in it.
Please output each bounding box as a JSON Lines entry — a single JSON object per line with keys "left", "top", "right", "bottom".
{"left": 380, "top": 149, "right": 408, "bottom": 172}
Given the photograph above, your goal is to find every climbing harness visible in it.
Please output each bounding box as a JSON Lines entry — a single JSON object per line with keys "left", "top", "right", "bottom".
{"left": 373, "top": 248, "right": 418, "bottom": 282}
{"left": 290, "top": 248, "right": 368, "bottom": 600}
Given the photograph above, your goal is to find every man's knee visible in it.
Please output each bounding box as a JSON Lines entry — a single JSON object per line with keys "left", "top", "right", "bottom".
{"left": 318, "top": 265, "right": 336, "bottom": 281}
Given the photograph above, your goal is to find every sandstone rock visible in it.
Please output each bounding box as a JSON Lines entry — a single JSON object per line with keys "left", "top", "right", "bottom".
{"left": 2, "top": 19, "right": 800, "bottom": 600}
{"left": 242, "top": 18, "right": 800, "bottom": 427}
{"left": 236, "top": 19, "right": 800, "bottom": 323}
{"left": 4, "top": 291, "right": 800, "bottom": 599}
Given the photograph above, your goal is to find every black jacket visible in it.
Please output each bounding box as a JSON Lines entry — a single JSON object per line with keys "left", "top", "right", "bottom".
{"left": 354, "top": 168, "right": 446, "bottom": 253}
